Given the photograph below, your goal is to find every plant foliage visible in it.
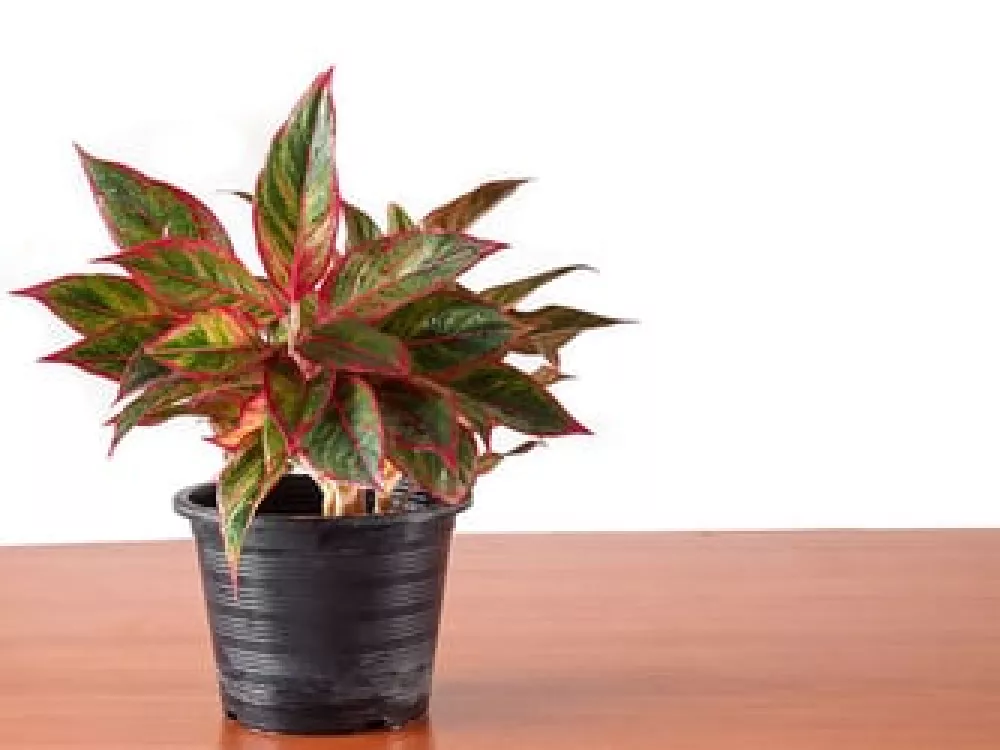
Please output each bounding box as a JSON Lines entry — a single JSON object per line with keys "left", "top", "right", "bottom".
{"left": 15, "top": 68, "right": 628, "bottom": 570}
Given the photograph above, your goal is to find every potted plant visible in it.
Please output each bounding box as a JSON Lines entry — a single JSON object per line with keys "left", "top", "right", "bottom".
{"left": 15, "top": 68, "right": 626, "bottom": 735}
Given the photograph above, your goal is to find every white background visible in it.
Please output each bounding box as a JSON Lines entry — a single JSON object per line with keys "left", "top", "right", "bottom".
{"left": 2, "top": 1, "right": 1000, "bottom": 543}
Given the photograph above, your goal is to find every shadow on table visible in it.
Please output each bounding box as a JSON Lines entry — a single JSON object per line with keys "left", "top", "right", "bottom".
{"left": 215, "top": 716, "right": 436, "bottom": 749}
{"left": 432, "top": 670, "right": 673, "bottom": 729}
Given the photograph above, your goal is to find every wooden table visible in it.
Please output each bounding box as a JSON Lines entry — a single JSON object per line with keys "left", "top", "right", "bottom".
{"left": 3, "top": 531, "right": 1000, "bottom": 749}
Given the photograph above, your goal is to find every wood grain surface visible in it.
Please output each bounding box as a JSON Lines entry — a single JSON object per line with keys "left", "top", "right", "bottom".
{"left": 2, "top": 531, "right": 1000, "bottom": 749}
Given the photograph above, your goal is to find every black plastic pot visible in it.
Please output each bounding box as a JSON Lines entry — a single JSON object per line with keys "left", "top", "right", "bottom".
{"left": 174, "top": 474, "right": 468, "bottom": 735}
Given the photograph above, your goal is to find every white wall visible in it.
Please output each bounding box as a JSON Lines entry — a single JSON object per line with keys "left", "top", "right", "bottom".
{"left": 3, "top": 1, "right": 1000, "bottom": 543}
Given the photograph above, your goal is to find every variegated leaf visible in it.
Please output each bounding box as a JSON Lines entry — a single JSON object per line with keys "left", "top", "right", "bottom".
{"left": 75, "top": 145, "right": 233, "bottom": 252}
{"left": 263, "top": 355, "right": 333, "bottom": 447}
{"left": 300, "top": 319, "right": 410, "bottom": 376}
{"left": 41, "top": 317, "right": 173, "bottom": 380}
{"left": 147, "top": 309, "right": 265, "bottom": 375}
{"left": 218, "top": 418, "right": 288, "bottom": 570}
{"left": 344, "top": 202, "right": 382, "bottom": 250}
{"left": 108, "top": 377, "right": 203, "bottom": 452}
{"left": 387, "top": 202, "right": 416, "bottom": 233}
{"left": 117, "top": 350, "right": 170, "bottom": 400}
{"left": 210, "top": 392, "right": 268, "bottom": 450}
{"left": 475, "top": 439, "right": 545, "bottom": 475}
{"left": 254, "top": 68, "right": 339, "bottom": 300}
{"left": 479, "top": 264, "right": 596, "bottom": 309}
{"left": 389, "top": 427, "right": 477, "bottom": 502}
{"left": 422, "top": 179, "right": 529, "bottom": 232}
{"left": 511, "top": 305, "right": 632, "bottom": 365}
{"left": 323, "top": 231, "right": 504, "bottom": 319}
{"left": 14, "top": 274, "right": 162, "bottom": 336}
{"left": 446, "top": 362, "right": 590, "bottom": 436}
{"left": 301, "top": 375, "right": 385, "bottom": 486}
{"left": 99, "top": 239, "right": 274, "bottom": 317}
{"left": 379, "top": 290, "right": 517, "bottom": 373}
{"left": 376, "top": 380, "right": 458, "bottom": 466}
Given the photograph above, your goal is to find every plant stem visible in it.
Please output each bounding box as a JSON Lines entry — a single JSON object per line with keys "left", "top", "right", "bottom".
{"left": 286, "top": 300, "right": 300, "bottom": 358}
{"left": 319, "top": 476, "right": 343, "bottom": 517}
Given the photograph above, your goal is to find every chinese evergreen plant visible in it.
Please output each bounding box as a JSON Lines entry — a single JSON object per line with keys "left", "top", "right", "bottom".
{"left": 16, "top": 69, "right": 626, "bottom": 569}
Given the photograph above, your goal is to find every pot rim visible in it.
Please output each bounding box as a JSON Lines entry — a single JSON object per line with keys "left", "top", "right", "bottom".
{"left": 174, "top": 476, "right": 472, "bottom": 529}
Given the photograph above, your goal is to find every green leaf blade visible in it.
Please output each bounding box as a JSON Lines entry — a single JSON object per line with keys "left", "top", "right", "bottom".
{"left": 14, "top": 274, "right": 162, "bottom": 336}
{"left": 218, "top": 420, "right": 287, "bottom": 569}
{"left": 41, "top": 317, "right": 173, "bottom": 380}
{"left": 389, "top": 427, "right": 477, "bottom": 502}
{"left": 446, "top": 363, "right": 590, "bottom": 437}
{"left": 75, "top": 146, "right": 233, "bottom": 252}
{"left": 301, "top": 375, "right": 385, "bottom": 486}
{"left": 100, "top": 239, "right": 273, "bottom": 317}
{"left": 422, "top": 179, "right": 529, "bottom": 232}
{"left": 324, "top": 231, "right": 505, "bottom": 319}
{"left": 379, "top": 290, "right": 517, "bottom": 373}
{"left": 300, "top": 319, "right": 410, "bottom": 376}
{"left": 147, "top": 309, "right": 265, "bottom": 375}
{"left": 253, "top": 69, "right": 339, "bottom": 300}
{"left": 343, "top": 202, "right": 382, "bottom": 250}
{"left": 387, "top": 202, "right": 416, "bottom": 233}
{"left": 479, "top": 264, "right": 597, "bottom": 309}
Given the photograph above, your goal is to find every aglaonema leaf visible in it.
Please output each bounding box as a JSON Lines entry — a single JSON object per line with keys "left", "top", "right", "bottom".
{"left": 300, "top": 318, "right": 410, "bottom": 376}
{"left": 387, "top": 202, "right": 415, "bottom": 233}
{"left": 13, "top": 274, "right": 163, "bottom": 336}
{"left": 146, "top": 309, "right": 266, "bottom": 376}
{"left": 510, "top": 305, "right": 633, "bottom": 365}
{"left": 389, "top": 426, "right": 477, "bottom": 502}
{"left": 376, "top": 380, "right": 458, "bottom": 466}
{"left": 478, "top": 264, "right": 597, "bottom": 309}
{"left": 98, "top": 239, "right": 275, "bottom": 319}
{"left": 444, "top": 362, "right": 590, "bottom": 436}
{"left": 301, "top": 375, "right": 385, "bottom": 486}
{"left": 379, "top": 290, "right": 518, "bottom": 373}
{"left": 41, "top": 316, "right": 173, "bottom": 380}
{"left": 263, "top": 355, "right": 333, "bottom": 448}
{"left": 75, "top": 145, "right": 233, "bottom": 252}
{"left": 117, "top": 350, "right": 170, "bottom": 400}
{"left": 254, "top": 68, "right": 339, "bottom": 301}
{"left": 107, "top": 376, "right": 203, "bottom": 452}
{"left": 344, "top": 202, "right": 382, "bottom": 250}
{"left": 218, "top": 418, "right": 288, "bottom": 571}
{"left": 322, "top": 231, "right": 505, "bottom": 319}
{"left": 422, "top": 179, "right": 529, "bottom": 232}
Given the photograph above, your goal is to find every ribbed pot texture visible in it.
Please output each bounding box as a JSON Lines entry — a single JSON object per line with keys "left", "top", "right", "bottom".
{"left": 174, "top": 475, "right": 468, "bottom": 735}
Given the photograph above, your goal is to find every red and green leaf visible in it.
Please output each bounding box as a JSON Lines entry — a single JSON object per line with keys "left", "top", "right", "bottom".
{"left": 99, "top": 239, "right": 274, "bottom": 318}
{"left": 300, "top": 318, "right": 410, "bottom": 376}
{"left": 117, "top": 350, "right": 170, "bottom": 400}
{"left": 422, "top": 179, "right": 529, "bottom": 232}
{"left": 107, "top": 376, "right": 203, "bottom": 452}
{"left": 379, "top": 290, "right": 518, "bottom": 373}
{"left": 510, "top": 305, "right": 632, "bottom": 365}
{"left": 14, "top": 274, "right": 163, "bottom": 336}
{"left": 343, "top": 202, "right": 382, "bottom": 250}
{"left": 41, "top": 317, "right": 173, "bottom": 380}
{"left": 478, "top": 264, "right": 596, "bottom": 309}
{"left": 322, "top": 230, "right": 505, "bottom": 319}
{"left": 218, "top": 418, "right": 288, "bottom": 570}
{"left": 253, "top": 68, "right": 339, "bottom": 300}
{"left": 210, "top": 391, "right": 268, "bottom": 451}
{"left": 376, "top": 380, "right": 458, "bottom": 466}
{"left": 444, "top": 362, "right": 590, "bottom": 436}
{"left": 389, "top": 427, "right": 477, "bottom": 502}
{"left": 146, "top": 309, "right": 266, "bottom": 375}
{"left": 263, "top": 355, "right": 333, "bottom": 448}
{"left": 387, "top": 202, "right": 415, "bottom": 233}
{"left": 301, "top": 375, "right": 385, "bottom": 486}
{"left": 75, "top": 145, "right": 233, "bottom": 252}
{"left": 530, "top": 363, "right": 573, "bottom": 387}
